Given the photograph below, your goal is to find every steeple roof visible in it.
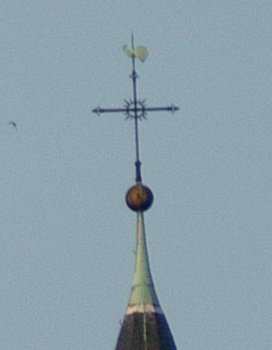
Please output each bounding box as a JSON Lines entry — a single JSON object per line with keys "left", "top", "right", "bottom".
{"left": 128, "top": 212, "right": 160, "bottom": 307}
{"left": 115, "top": 212, "right": 177, "bottom": 350}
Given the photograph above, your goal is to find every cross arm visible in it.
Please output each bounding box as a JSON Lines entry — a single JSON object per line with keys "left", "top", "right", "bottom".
{"left": 92, "top": 103, "right": 179, "bottom": 117}
{"left": 92, "top": 106, "right": 127, "bottom": 116}
{"left": 144, "top": 104, "right": 179, "bottom": 114}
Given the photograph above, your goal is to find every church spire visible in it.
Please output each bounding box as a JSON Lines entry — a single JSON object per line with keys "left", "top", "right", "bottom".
{"left": 127, "top": 211, "right": 160, "bottom": 306}
{"left": 115, "top": 211, "right": 177, "bottom": 349}
{"left": 93, "top": 34, "right": 178, "bottom": 349}
{"left": 128, "top": 211, "right": 160, "bottom": 309}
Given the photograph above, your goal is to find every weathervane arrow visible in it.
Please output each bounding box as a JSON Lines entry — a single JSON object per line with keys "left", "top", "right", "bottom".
{"left": 92, "top": 33, "right": 179, "bottom": 183}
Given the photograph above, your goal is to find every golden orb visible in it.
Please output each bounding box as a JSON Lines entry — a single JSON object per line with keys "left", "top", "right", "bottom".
{"left": 126, "top": 183, "right": 154, "bottom": 212}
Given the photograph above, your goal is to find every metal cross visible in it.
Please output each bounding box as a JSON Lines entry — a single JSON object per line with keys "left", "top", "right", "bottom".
{"left": 92, "top": 34, "right": 179, "bottom": 183}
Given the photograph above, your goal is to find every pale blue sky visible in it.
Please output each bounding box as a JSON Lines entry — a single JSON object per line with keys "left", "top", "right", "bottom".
{"left": 1, "top": 1, "right": 271, "bottom": 349}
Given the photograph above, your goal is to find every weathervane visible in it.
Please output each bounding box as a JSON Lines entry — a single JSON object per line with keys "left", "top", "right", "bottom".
{"left": 93, "top": 34, "right": 179, "bottom": 212}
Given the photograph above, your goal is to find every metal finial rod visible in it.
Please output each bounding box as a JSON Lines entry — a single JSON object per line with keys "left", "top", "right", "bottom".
{"left": 131, "top": 33, "right": 142, "bottom": 182}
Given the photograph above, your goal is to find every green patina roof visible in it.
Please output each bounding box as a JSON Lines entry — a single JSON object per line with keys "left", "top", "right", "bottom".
{"left": 128, "top": 212, "right": 160, "bottom": 306}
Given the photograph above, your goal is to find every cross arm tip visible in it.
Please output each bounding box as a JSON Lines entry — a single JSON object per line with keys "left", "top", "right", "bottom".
{"left": 170, "top": 104, "right": 179, "bottom": 114}
{"left": 92, "top": 106, "right": 101, "bottom": 116}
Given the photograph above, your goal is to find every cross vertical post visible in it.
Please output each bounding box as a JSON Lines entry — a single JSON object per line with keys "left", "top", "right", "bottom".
{"left": 130, "top": 33, "right": 142, "bottom": 182}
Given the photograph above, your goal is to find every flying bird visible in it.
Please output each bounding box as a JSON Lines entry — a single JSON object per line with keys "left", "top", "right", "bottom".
{"left": 123, "top": 45, "right": 149, "bottom": 62}
{"left": 9, "top": 121, "right": 17, "bottom": 130}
